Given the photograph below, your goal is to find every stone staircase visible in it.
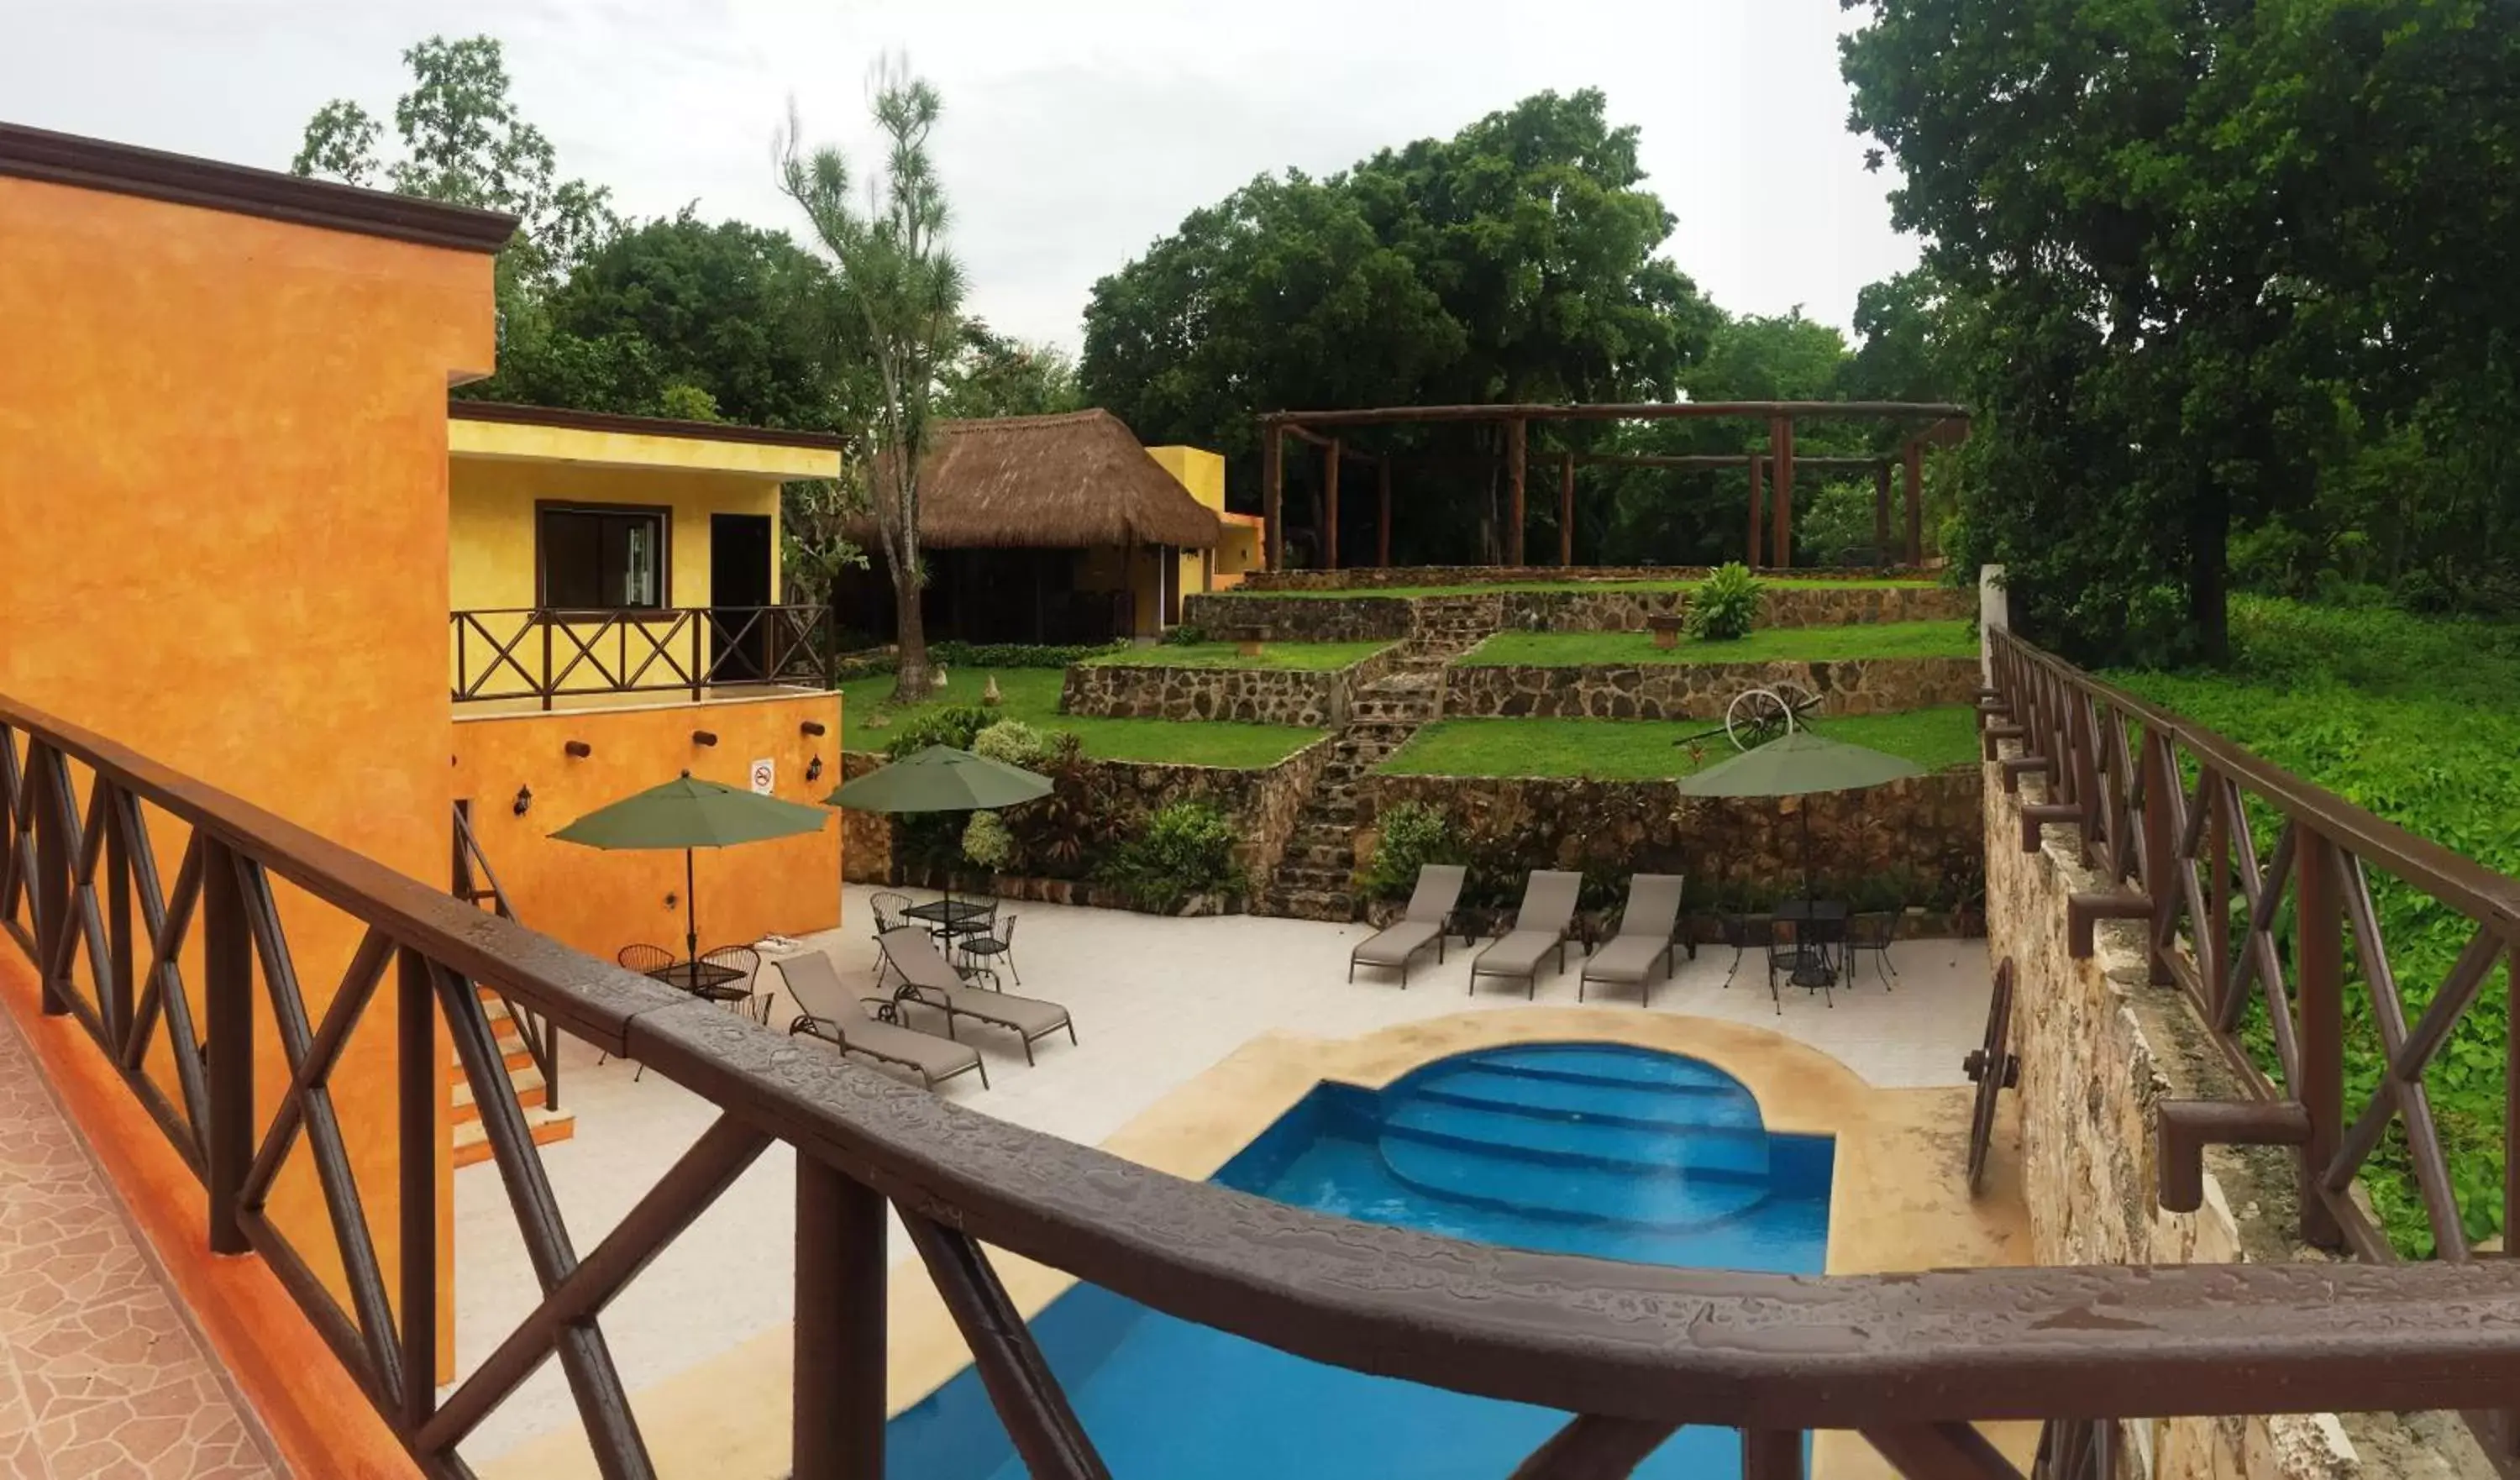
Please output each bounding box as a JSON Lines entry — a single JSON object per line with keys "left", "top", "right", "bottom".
{"left": 449, "top": 801, "right": 575, "bottom": 1168}
{"left": 1266, "top": 597, "right": 1501, "bottom": 921}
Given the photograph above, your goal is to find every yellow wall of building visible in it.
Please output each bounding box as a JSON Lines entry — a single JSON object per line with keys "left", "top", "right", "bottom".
{"left": 449, "top": 455, "right": 789, "bottom": 612}
{"left": 451, "top": 692, "right": 843, "bottom": 964}
{"left": 1148, "top": 445, "right": 1226, "bottom": 605}
{"left": 0, "top": 173, "right": 495, "bottom": 1386}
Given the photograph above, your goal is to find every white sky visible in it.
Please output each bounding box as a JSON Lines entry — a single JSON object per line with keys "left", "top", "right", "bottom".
{"left": 3, "top": 0, "right": 1917, "bottom": 353}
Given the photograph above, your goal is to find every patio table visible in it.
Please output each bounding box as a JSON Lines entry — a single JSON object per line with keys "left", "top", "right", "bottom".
{"left": 1774, "top": 900, "right": 1848, "bottom": 989}
{"left": 902, "top": 898, "right": 995, "bottom": 936}
{"left": 645, "top": 959, "right": 748, "bottom": 999}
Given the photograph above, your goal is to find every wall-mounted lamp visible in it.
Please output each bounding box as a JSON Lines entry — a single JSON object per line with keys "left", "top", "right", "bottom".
{"left": 691, "top": 730, "right": 719, "bottom": 747}
{"left": 800, "top": 721, "right": 827, "bottom": 737}
{"left": 564, "top": 740, "right": 592, "bottom": 759}
{"left": 806, "top": 755, "right": 824, "bottom": 784}
{"left": 512, "top": 785, "right": 533, "bottom": 816}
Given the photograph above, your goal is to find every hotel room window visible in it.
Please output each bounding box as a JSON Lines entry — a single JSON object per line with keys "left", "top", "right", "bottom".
{"left": 538, "top": 505, "right": 667, "bottom": 609}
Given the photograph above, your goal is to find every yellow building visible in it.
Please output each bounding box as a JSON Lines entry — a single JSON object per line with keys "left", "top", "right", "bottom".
{"left": 1149, "top": 444, "right": 1268, "bottom": 592}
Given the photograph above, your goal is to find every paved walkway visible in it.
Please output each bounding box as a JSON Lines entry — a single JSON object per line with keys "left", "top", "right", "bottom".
{"left": 451, "top": 886, "right": 1992, "bottom": 1465}
{"left": 0, "top": 1015, "right": 274, "bottom": 1480}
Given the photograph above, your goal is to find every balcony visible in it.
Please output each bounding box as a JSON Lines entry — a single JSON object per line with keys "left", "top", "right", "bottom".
{"left": 450, "top": 605, "right": 838, "bottom": 712}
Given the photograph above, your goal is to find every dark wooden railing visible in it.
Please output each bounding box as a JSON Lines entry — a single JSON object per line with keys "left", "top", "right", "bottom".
{"left": 451, "top": 604, "right": 837, "bottom": 707}
{"left": 1985, "top": 626, "right": 2520, "bottom": 1463}
{"left": 9, "top": 687, "right": 2520, "bottom": 1479}
{"left": 450, "top": 798, "right": 559, "bottom": 1113}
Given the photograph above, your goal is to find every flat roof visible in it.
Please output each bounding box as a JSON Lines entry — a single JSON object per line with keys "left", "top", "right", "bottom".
{"left": 449, "top": 400, "right": 842, "bottom": 480}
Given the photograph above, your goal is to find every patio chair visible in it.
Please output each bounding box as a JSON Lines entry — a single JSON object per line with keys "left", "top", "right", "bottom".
{"left": 1468, "top": 870, "right": 1583, "bottom": 1000}
{"left": 869, "top": 892, "right": 912, "bottom": 984}
{"left": 1349, "top": 864, "right": 1467, "bottom": 988}
{"left": 1578, "top": 874, "right": 1686, "bottom": 1007}
{"left": 875, "top": 927, "right": 1078, "bottom": 1066}
{"left": 956, "top": 914, "right": 1021, "bottom": 986}
{"left": 601, "top": 945, "right": 677, "bottom": 1068}
{"left": 1845, "top": 911, "right": 1899, "bottom": 989}
{"left": 774, "top": 951, "right": 987, "bottom": 1091}
{"left": 701, "top": 943, "right": 767, "bottom": 1024}
{"left": 1764, "top": 915, "right": 1840, "bottom": 1014}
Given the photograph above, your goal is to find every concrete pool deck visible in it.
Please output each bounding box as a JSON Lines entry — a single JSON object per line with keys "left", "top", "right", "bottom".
{"left": 460, "top": 885, "right": 2024, "bottom": 1477}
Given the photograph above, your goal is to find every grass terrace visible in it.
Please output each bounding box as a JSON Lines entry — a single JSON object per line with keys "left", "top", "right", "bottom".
{"left": 1079, "top": 639, "right": 1394, "bottom": 670}
{"left": 1236, "top": 575, "right": 1938, "bottom": 599}
{"left": 1460, "top": 619, "right": 1977, "bottom": 667}
{"left": 838, "top": 669, "right": 1321, "bottom": 768}
{"left": 1378, "top": 705, "right": 1982, "bottom": 781}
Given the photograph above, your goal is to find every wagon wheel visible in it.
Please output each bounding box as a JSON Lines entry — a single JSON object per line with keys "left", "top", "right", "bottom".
{"left": 1723, "top": 683, "right": 1820, "bottom": 751}
{"left": 1961, "top": 958, "right": 2020, "bottom": 1194}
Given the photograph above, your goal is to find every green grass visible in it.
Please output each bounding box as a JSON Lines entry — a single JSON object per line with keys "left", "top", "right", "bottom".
{"left": 1230, "top": 575, "right": 1935, "bottom": 600}
{"left": 1079, "top": 639, "right": 1394, "bottom": 671}
{"left": 1378, "top": 706, "right": 1982, "bottom": 781}
{"left": 1459, "top": 619, "right": 1977, "bottom": 667}
{"left": 837, "top": 669, "right": 1320, "bottom": 768}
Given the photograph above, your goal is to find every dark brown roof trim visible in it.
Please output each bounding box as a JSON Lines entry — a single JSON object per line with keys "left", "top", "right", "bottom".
{"left": 0, "top": 122, "right": 517, "bottom": 254}
{"left": 449, "top": 397, "right": 848, "bottom": 453}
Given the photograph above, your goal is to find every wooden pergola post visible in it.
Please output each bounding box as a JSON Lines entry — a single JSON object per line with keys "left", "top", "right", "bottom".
{"left": 1768, "top": 415, "right": 1796, "bottom": 569}
{"left": 1505, "top": 417, "right": 1527, "bottom": 566}
{"left": 1873, "top": 460, "right": 1893, "bottom": 558}
{"left": 1262, "top": 422, "right": 1284, "bottom": 569}
{"left": 1377, "top": 457, "right": 1393, "bottom": 567}
{"left": 1746, "top": 454, "right": 1766, "bottom": 567}
{"left": 1903, "top": 438, "right": 1925, "bottom": 564}
{"left": 1558, "top": 450, "right": 1575, "bottom": 565}
{"left": 1323, "top": 438, "right": 1341, "bottom": 570}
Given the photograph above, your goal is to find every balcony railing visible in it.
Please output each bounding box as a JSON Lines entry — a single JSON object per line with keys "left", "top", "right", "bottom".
{"left": 7, "top": 680, "right": 2520, "bottom": 1478}
{"left": 451, "top": 604, "right": 837, "bottom": 708}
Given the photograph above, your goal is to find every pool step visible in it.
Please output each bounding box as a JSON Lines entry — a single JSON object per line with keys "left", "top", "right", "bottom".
{"left": 1404, "top": 1068, "right": 1762, "bottom": 1133}
{"left": 1376, "top": 1133, "right": 1772, "bottom": 1231}
{"left": 1382, "top": 1100, "right": 1770, "bottom": 1179}
{"left": 1463, "top": 1045, "right": 1751, "bottom": 1094}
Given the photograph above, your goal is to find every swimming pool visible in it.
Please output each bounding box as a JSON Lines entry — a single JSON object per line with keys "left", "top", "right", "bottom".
{"left": 887, "top": 1043, "right": 1833, "bottom": 1478}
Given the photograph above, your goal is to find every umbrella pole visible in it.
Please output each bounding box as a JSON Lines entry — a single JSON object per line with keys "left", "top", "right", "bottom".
{"left": 685, "top": 847, "right": 700, "bottom": 964}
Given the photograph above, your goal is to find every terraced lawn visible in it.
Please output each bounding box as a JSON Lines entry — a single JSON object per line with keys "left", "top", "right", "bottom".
{"left": 1460, "top": 620, "right": 1976, "bottom": 667}
{"left": 1229, "top": 575, "right": 1937, "bottom": 599}
{"left": 1079, "top": 639, "right": 1393, "bottom": 670}
{"left": 1378, "top": 706, "right": 1981, "bottom": 781}
{"left": 838, "top": 669, "right": 1321, "bottom": 767}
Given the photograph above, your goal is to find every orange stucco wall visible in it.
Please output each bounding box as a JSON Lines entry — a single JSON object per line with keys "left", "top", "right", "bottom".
{"left": 450, "top": 691, "right": 844, "bottom": 964}
{"left": 0, "top": 175, "right": 494, "bottom": 1390}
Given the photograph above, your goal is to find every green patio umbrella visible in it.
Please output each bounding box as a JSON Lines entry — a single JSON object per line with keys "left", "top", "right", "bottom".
{"left": 1676, "top": 729, "right": 1925, "bottom": 900}
{"left": 553, "top": 774, "right": 832, "bottom": 963}
{"left": 827, "top": 745, "right": 1053, "bottom": 923}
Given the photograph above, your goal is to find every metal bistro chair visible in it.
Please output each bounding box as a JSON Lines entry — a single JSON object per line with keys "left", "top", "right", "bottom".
{"left": 1845, "top": 911, "right": 1899, "bottom": 990}
{"left": 869, "top": 893, "right": 913, "bottom": 986}
{"left": 1762, "top": 914, "right": 1841, "bottom": 1014}
{"left": 1715, "top": 912, "right": 1766, "bottom": 991}
{"left": 701, "top": 943, "right": 768, "bottom": 1024}
{"left": 956, "top": 913, "right": 1020, "bottom": 987}
{"left": 602, "top": 944, "right": 678, "bottom": 1068}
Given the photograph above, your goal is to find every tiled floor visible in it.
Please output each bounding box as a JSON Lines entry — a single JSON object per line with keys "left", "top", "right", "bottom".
{"left": 0, "top": 1015, "right": 275, "bottom": 1480}
{"left": 450, "top": 886, "right": 1993, "bottom": 1464}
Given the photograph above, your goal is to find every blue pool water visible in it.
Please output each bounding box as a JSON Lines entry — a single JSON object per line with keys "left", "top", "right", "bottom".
{"left": 886, "top": 1044, "right": 1832, "bottom": 1479}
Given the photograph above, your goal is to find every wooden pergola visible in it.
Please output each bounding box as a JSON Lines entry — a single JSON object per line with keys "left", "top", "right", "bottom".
{"left": 1255, "top": 400, "right": 1971, "bottom": 570}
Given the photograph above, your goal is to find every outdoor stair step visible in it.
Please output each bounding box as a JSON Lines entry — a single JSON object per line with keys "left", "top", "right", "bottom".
{"left": 453, "top": 1063, "right": 549, "bottom": 1123}
{"left": 453, "top": 1103, "right": 575, "bottom": 1169}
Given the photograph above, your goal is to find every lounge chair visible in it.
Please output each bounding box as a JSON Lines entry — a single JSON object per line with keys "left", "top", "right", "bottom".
{"left": 1578, "top": 874, "right": 1686, "bottom": 1007}
{"left": 874, "top": 927, "right": 1078, "bottom": 1066}
{"left": 1349, "top": 864, "right": 1467, "bottom": 988}
{"left": 1468, "top": 870, "right": 1583, "bottom": 999}
{"left": 774, "top": 951, "right": 987, "bottom": 1090}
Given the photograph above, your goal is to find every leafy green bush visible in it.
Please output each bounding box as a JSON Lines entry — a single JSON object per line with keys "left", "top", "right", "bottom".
{"left": 970, "top": 718, "right": 1048, "bottom": 769}
{"left": 1006, "top": 734, "right": 1124, "bottom": 879}
{"left": 935, "top": 640, "right": 1123, "bottom": 669}
{"left": 1162, "top": 624, "right": 1209, "bottom": 647}
{"left": 1100, "top": 799, "right": 1245, "bottom": 912}
{"left": 960, "top": 811, "right": 1015, "bottom": 872}
{"left": 1357, "top": 802, "right": 1462, "bottom": 901}
{"left": 1687, "top": 562, "right": 1763, "bottom": 640}
{"left": 880, "top": 704, "right": 994, "bottom": 758}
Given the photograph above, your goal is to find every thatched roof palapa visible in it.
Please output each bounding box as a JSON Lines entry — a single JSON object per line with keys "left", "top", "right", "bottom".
{"left": 878, "top": 409, "right": 1223, "bottom": 550}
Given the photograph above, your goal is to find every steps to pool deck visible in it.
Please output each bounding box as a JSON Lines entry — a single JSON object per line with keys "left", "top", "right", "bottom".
{"left": 451, "top": 990, "right": 575, "bottom": 1168}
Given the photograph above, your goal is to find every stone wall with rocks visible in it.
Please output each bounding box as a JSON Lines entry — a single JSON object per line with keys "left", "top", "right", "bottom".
{"left": 840, "top": 738, "right": 1332, "bottom": 909}
{"left": 1192, "top": 584, "right": 1973, "bottom": 643}
{"left": 1357, "top": 767, "right": 1984, "bottom": 911}
{"left": 1442, "top": 656, "right": 1982, "bottom": 720}
{"left": 1240, "top": 564, "right": 1931, "bottom": 591}
{"left": 1179, "top": 592, "right": 1414, "bottom": 642}
{"left": 1985, "top": 754, "right": 2481, "bottom": 1480}
{"left": 1058, "top": 645, "right": 1400, "bottom": 727}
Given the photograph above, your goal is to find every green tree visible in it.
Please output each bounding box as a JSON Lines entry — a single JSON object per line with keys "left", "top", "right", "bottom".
{"left": 938, "top": 324, "right": 1084, "bottom": 419}
{"left": 780, "top": 62, "right": 967, "bottom": 703}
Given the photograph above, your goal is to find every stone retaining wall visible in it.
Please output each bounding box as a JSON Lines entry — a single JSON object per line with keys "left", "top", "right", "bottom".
{"left": 1357, "top": 767, "right": 1983, "bottom": 910}
{"left": 1058, "top": 645, "right": 1400, "bottom": 727}
{"left": 1985, "top": 754, "right": 2478, "bottom": 1480}
{"left": 1442, "top": 656, "right": 1982, "bottom": 720}
{"left": 1240, "top": 564, "right": 1930, "bottom": 591}
{"left": 1191, "top": 584, "right": 1971, "bottom": 643}
{"left": 840, "top": 737, "right": 1332, "bottom": 910}
{"left": 1179, "top": 592, "right": 1414, "bottom": 643}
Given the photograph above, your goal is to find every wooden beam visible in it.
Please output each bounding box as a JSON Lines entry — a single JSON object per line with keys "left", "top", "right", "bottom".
{"left": 1567, "top": 452, "right": 1888, "bottom": 472}
{"left": 1261, "top": 423, "right": 1284, "bottom": 569}
{"left": 1377, "top": 458, "right": 1392, "bottom": 568}
{"left": 1322, "top": 437, "right": 1341, "bottom": 570}
{"left": 1505, "top": 417, "right": 1527, "bottom": 566}
{"left": 1261, "top": 400, "right": 1970, "bottom": 429}
{"left": 1746, "top": 454, "right": 1765, "bottom": 567}
{"left": 1769, "top": 415, "right": 1795, "bottom": 570}
{"left": 1558, "top": 450, "right": 1575, "bottom": 566}
{"left": 1903, "top": 438, "right": 1925, "bottom": 564}
{"left": 1874, "top": 461, "right": 1893, "bottom": 556}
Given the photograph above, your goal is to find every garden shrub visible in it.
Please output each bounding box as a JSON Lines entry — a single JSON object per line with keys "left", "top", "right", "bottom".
{"left": 1162, "top": 624, "right": 1209, "bottom": 647}
{"left": 881, "top": 704, "right": 995, "bottom": 758}
{"left": 1688, "top": 561, "right": 1763, "bottom": 640}
{"left": 960, "top": 811, "right": 1016, "bottom": 873}
{"left": 1100, "top": 799, "right": 1244, "bottom": 912}
{"left": 971, "top": 718, "right": 1049, "bottom": 769}
{"left": 934, "top": 640, "right": 1123, "bottom": 669}
{"left": 1005, "top": 734, "right": 1125, "bottom": 879}
{"left": 1357, "top": 802, "right": 1462, "bottom": 901}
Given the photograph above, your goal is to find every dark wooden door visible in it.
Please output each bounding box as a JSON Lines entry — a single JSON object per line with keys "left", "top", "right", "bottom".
{"left": 708, "top": 513, "right": 774, "bottom": 684}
